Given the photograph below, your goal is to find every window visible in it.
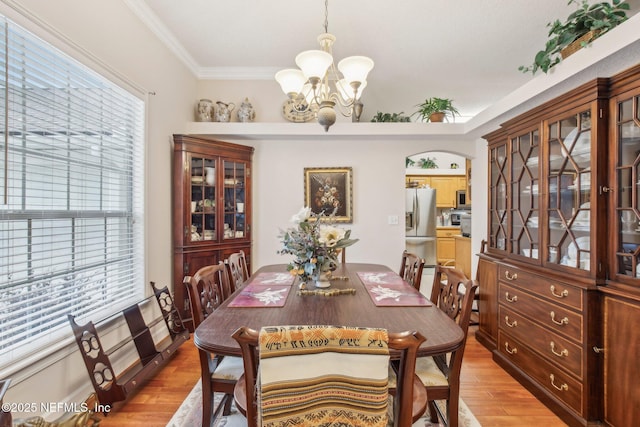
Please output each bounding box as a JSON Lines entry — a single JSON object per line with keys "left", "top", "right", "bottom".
{"left": 0, "top": 16, "right": 145, "bottom": 368}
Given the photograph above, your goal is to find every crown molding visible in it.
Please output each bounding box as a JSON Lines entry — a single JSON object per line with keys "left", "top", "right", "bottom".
{"left": 124, "top": 0, "right": 200, "bottom": 76}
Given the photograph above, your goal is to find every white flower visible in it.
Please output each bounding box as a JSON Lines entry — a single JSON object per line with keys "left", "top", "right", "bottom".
{"left": 290, "top": 206, "right": 311, "bottom": 224}
{"left": 318, "top": 225, "right": 346, "bottom": 247}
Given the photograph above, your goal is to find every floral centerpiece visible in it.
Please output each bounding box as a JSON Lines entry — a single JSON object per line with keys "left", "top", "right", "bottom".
{"left": 279, "top": 207, "right": 358, "bottom": 288}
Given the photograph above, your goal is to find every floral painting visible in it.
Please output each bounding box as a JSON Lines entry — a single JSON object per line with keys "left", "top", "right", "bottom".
{"left": 304, "top": 167, "right": 353, "bottom": 222}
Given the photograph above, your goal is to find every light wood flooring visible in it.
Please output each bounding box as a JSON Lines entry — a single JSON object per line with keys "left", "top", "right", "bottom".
{"left": 97, "top": 326, "right": 568, "bottom": 426}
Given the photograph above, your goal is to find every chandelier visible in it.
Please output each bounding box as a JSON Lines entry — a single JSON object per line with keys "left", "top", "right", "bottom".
{"left": 275, "top": 0, "right": 374, "bottom": 132}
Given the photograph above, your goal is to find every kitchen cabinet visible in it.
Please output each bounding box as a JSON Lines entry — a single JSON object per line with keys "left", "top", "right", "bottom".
{"left": 437, "top": 227, "right": 459, "bottom": 265}
{"left": 430, "top": 176, "right": 458, "bottom": 208}
{"left": 172, "top": 135, "right": 253, "bottom": 329}
{"left": 406, "top": 175, "right": 467, "bottom": 208}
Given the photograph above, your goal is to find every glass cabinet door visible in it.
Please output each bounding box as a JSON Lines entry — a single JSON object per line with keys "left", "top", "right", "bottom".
{"left": 614, "top": 92, "right": 640, "bottom": 279}
{"left": 510, "top": 129, "right": 540, "bottom": 259}
{"left": 489, "top": 143, "right": 508, "bottom": 251}
{"left": 546, "top": 109, "right": 592, "bottom": 271}
{"left": 189, "top": 156, "right": 217, "bottom": 242}
{"left": 222, "top": 160, "right": 247, "bottom": 239}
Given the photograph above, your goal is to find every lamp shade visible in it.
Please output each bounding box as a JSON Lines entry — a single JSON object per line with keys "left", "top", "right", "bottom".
{"left": 337, "top": 56, "right": 374, "bottom": 85}
{"left": 336, "top": 79, "right": 367, "bottom": 101}
{"left": 295, "top": 50, "right": 333, "bottom": 80}
{"left": 275, "top": 69, "right": 306, "bottom": 95}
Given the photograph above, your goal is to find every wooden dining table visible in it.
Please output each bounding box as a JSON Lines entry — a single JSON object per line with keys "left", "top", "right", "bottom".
{"left": 194, "top": 263, "right": 465, "bottom": 358}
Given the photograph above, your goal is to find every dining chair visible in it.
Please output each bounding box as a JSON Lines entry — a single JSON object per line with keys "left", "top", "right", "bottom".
{"left": 417, "top": 265, "right": 478, "bottom": 427}
{"left": 225, "top": 250, "right": 250, "bottom": 293}
{"left": 183, "top": 262, "right": 244, "bottom": 427}
{"left": 399, "top": 250, "right": 425, "bottom": 291}
{"left": 232, "top": 325, "right": 427, "bottom": 427}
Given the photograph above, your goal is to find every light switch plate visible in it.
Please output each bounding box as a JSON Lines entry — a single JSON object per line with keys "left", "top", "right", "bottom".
{"left": 388, "top": 215, "right": 399, "bottom": 225}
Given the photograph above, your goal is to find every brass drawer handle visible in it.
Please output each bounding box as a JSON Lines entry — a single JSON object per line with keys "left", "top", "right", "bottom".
{"left": 549, "top": 374, "right": 568, "bottom": 391}
{"left": 505, "top": 292, "right": 518, "bottom": 303}
{"left": 550, "top": 341, "right": 568, "bottom": 357}
{"left": 550, "top": 285, "right": 568, "bottom": 298}
{"left": 504, "top": 270, "right": 518, "bottom": 280}
{"left": 550, "top": 311, "right": 569, "bottom": 326}
{"left": 505, "top": 316, "right": 517, "bottom": 328}
{"left": 504, "top": 342, "right": 518, "bottom": 355}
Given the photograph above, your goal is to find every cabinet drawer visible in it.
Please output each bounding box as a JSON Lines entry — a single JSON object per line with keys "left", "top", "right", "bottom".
{"left": 498, "top": 265, "right": 582, "bottom": 311}
{"left": 436, "top": 228, "right": 460, "bottom": 238}
{"left": 498, "top": 331, "right": 583, "bottom": 415}
{"left": 499, "top": 305, "right": 583, "bottom": 378}
{"left": 499, "top": 283, "right": 583, "bottom": 341}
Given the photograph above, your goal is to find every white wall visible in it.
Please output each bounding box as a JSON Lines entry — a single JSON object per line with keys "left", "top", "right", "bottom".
{"left": 224, "top": 136, "right": 479, "bottom": 271}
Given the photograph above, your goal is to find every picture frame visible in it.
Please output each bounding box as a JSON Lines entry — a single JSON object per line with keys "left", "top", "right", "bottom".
{"left": 304, "top": 167, "right": 353, "bottom": 223}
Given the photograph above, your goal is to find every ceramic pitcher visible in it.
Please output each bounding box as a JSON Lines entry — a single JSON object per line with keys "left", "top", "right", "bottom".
{"left": 215, "top": 101, "right": 235, "bottom": 122}
{"left": 196, "top": 99, "right": 213, "bottom": 122}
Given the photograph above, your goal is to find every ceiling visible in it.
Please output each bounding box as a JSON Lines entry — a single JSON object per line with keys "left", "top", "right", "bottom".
{"left": 127, "top": 0, "right": 640, "bottom": 123}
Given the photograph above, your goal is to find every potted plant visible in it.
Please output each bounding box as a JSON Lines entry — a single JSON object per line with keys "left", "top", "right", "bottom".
{"left": 412, "top": 97, "right": 460, "bottom": 123}
{"left": 370, "top": 111, "right": 411, "bottom": 122}
{"left": 519, "top": 0, "right": 629, "bottom": 74}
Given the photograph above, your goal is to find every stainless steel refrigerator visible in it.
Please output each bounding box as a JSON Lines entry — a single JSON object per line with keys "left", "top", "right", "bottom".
{"left": 405, "top": 187, "right": 437, "bottom": 267}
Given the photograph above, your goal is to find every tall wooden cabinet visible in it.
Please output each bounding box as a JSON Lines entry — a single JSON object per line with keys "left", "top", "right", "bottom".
{"left": 172, "top": 135, "right": 253, "bottom": 329}
{"left": 480, "top": 65, "right": 640, "bottom": 426}
{"left": 600, "top": 65, "right": 640, "bottom": 427}
{"left": 481, "top": 79, "right": 610, "bottom": 426}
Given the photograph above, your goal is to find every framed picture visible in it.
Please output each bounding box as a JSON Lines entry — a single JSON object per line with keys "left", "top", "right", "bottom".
{"left": 304, "top": 167, "right": 353, "bottom": 223}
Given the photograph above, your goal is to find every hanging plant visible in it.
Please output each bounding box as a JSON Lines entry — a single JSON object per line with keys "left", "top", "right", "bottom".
{"left": 519, "top": 0, "right": 629, "bottom": 74}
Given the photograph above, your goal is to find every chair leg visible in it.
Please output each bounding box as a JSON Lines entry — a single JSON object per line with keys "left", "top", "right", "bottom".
{"left": 428, "top": 400, "right": 439, "bottom": 423}
{"left": 448, "top": 397, "right": 459, "bottom": 427}
{"left": 222, "top": 392, "right": 233, "bottom": 415}
{"left": 202, "top": 378, "right": 213, "bottom": 427}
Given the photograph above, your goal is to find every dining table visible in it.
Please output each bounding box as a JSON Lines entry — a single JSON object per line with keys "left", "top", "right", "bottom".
{"left": 194, "top": 263, "right": 465, "bottom": 358}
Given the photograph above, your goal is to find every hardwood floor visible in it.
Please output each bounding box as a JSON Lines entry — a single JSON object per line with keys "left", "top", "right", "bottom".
{"left": 97, "top": 326, "right": 568, "bottom": 426}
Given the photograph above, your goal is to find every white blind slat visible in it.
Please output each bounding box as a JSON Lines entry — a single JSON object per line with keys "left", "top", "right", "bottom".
{"left": 0, "top": 15, "right": 145, "bottom": 366}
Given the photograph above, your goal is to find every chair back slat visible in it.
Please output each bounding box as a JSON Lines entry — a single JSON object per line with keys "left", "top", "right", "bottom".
{"left": 183, "top": 262, "right": 229, "bottom": 328}
{"left": 399, "top": 250, "right": 425, "bottom": 291}
{"left": 226, "top": 250, "right": 250, "bottom": 293}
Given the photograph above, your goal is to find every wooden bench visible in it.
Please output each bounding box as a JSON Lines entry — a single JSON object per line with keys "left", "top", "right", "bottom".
{"left": 68, "top": 282, "right": 189, "bottom": 410}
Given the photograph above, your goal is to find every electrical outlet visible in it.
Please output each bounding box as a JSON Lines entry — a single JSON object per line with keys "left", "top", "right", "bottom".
{"left": 388, "top": 215, "right": 399, "bottom": 225}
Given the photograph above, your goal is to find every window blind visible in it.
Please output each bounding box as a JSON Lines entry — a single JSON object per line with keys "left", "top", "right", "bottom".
{"left": 0, "top": 16, "right": 145, "bottom": 367}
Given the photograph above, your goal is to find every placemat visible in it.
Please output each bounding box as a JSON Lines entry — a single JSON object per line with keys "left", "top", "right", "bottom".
{"left": 357, "top": 272, "right": 432, "bottom": 307}
{"left": 228, "top": 284, "right": 291, "bottom": 307}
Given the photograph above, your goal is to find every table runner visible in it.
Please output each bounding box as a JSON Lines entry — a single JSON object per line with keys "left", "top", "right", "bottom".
{"left": 357, "top": 272, "right": 432, "bottom": 306}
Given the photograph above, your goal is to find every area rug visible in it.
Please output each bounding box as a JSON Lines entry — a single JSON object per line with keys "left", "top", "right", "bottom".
{"left": 167, "top": 381, "right": 481, "bottom": 427}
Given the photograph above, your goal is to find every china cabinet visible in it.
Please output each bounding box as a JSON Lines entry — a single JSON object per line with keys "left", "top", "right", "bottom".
{"left": 481, "top": 79, "right": 609, "bottom": 426}
{"left": 480, "top": 65, "right": 640, "bottom": 426}
{"left": 172, "top": 135, "right": 253, "bottom": 329}
{"left": 600, "top": 65, "right": 640, "bottom": 427}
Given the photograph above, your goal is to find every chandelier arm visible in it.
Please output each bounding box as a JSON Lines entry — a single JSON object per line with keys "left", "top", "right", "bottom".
{"left": 328, "top": 93, "right": 356, "bottom": 117}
